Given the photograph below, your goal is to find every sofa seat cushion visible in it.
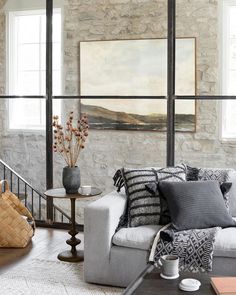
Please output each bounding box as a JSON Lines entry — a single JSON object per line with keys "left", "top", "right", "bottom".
{"left": 214, "top": 225, "right": 236, "bottom": 258}
{"left": 113, "top": 224, "right": 236, "bottom": 257}
{"left": 112, "top": 225, "right": 161, "bottom": 251}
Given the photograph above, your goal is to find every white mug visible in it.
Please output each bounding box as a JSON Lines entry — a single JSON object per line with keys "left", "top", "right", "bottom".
{"left": 80, "top": 186, "right": 91, "bottom": 195}
{"left": 158, "top": 255, "right": 179, "bottom": 278}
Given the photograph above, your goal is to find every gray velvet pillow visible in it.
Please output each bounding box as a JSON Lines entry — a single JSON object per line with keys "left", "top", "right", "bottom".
{"left": 158, "top": 180, "right": 236, "bottom": 230}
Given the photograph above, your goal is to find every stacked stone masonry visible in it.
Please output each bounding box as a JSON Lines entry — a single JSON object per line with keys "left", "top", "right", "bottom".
{"left": 0, "top": 0, "right": 235, "bottom": 223}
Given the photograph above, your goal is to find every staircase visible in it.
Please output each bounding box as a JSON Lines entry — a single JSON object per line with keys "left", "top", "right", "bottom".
{"left": 0, "top": 159, "right": 73, "bottom": 229}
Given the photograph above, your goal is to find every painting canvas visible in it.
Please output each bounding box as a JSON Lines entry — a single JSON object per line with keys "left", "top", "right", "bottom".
{"left": 80, "top": 38, "right": 196, "bottom": 131}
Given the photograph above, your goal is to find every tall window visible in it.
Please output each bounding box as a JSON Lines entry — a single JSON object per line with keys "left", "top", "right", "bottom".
{"left": 8, "top": 9, "right": 61, "bottom": 130}
{"left": 221, "top": 1, "right": 236, "bottom": 139}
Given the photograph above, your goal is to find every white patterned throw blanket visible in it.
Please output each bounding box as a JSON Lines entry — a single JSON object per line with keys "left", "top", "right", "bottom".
{"left": 149, "top": 224, "right": 220, "bottom": 272}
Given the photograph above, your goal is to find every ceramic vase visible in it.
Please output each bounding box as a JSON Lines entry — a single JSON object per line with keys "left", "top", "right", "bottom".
{"left": 62, "top": 166, "right": 81, "bottom": 194}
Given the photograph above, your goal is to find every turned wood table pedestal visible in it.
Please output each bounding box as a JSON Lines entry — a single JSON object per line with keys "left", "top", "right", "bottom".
{"left": 45, "top": 187, "right": 101, "bottom": 262}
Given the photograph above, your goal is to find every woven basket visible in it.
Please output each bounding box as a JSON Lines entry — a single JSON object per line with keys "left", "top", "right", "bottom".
{"left": 0, "top": 180, "right": 35, "bottom": 248}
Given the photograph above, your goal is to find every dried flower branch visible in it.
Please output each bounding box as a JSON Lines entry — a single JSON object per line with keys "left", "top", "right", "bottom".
{"left": 53, "top": 112, "right": 89, "bottom": 167}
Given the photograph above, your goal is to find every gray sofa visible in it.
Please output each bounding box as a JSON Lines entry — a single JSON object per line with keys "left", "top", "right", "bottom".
{"left": 84, "top": 168, "right": 236, "bottom": 287}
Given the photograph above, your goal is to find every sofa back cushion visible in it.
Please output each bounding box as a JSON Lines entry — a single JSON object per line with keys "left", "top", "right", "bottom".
{"left": 198, "top": 168, "right": 236, "bottom": 217}
{"left": 158, "top": 180, "right": 236, "bottom": 230}
{"left": 121, "top": 164, "right": 187, "bottom": 227}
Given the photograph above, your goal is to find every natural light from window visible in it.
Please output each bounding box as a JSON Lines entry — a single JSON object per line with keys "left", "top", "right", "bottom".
{"left": 222, "top": 1, "right": 236, "bottom": 139}
{"left": 8, "top": 9, "right": 61, "bottom": 130}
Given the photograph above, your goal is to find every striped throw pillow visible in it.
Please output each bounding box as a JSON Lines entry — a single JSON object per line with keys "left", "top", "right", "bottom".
{"left": 119, "top": 164, "right": 187, "bottom": 227}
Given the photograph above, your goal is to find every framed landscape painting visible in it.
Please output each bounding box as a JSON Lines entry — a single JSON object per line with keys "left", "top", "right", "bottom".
{"left": 80, "top": 38, "right": 196, "bottom": 132}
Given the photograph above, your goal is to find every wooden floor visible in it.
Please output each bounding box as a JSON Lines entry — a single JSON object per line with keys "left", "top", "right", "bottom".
{"left": 0, "top": 227, "right": 84, "bottom": 275}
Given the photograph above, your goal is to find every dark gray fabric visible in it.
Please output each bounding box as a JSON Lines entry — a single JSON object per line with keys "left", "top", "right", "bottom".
{"left": 145, "top": 182, "right": 171, "bottom": 225}
{"left": 119, "top": 164, "right": 187, "bottom": 227}
{"left": 198, "top": 168, "right": 236, "bottom": 215}
{"left": 186, "top": 166, "right": 199, "bottom": 181}
{"left": 158, "top": 182, "right": 233, "bottom": 225}
{"left": 221, "top": 182, "right": 232, "bottom": 208}
{"left": 158, "top": 180, "right": 236, "bottom": 230}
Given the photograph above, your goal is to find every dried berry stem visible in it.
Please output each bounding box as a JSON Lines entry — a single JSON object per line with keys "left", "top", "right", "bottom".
{"left": 52, "top": 112, "right": 89, "bottom": 167}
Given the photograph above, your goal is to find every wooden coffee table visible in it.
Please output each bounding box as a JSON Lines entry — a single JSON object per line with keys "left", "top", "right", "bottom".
{"left": 122, "top": 264, "right": 216, "bottom": 295}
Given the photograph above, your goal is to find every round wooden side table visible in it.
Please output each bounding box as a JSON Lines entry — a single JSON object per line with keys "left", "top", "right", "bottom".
{"left": 44, "top": 187, "right": 101, "bottom": 262}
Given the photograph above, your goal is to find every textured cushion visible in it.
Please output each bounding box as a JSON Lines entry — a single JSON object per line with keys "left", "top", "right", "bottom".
{"left": 158, "top": 180, "right": 236, "bottom": 230}
{"left": 156, "top": 182, "right": 232, "bottom": 225}
{"left": 157, "top": 182, "right": 232, "bottom": 225}
{"left": 198, "top": 168, "right": 236, "bottom": 216}
{"left": 120, "top": 164, "right": 187, "bottom": 227}
{"left": 112, "top": 224, "right": 162, "bottom": 250}
{"left": 186, "top": 165, "right": 200, "bottom": 181}
{"left": 122, "top": 168, "right": 160, "bottom": 227}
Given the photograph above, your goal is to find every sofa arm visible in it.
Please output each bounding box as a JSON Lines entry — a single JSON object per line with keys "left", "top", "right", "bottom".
{"left": 84, "top": 190, "right": 126, "bottom": 282}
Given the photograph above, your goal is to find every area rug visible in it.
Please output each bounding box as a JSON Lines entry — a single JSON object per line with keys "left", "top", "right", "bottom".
{"left": 0, "top": 259, "right": 123, "bottom": 295}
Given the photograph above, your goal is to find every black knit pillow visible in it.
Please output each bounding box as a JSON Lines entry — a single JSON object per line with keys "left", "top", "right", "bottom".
{"left": 115, "top": 164, "right": 187, "bottom": 227}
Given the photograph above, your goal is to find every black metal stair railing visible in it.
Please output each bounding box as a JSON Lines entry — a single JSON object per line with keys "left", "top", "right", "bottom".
{"left": 0, "top": 159, "right": 73, "bottom": 229}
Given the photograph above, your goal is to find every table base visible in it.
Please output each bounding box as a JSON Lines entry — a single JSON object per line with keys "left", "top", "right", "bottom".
{"left": 57, "top": 249, "right": 84, "bottom": 262}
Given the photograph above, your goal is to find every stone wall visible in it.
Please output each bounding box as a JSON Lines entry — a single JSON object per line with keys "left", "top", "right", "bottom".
{"left": 1, "top": 0, "right": 236, "bottom": 223}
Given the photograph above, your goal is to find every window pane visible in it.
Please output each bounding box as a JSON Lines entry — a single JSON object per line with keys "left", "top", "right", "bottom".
{"left": 41, "top": 70, "right": 45, "bottom": 94}
{"left": 229, "top": 39, "right": 236, "bottom": 69}
{"left": 17, "top": 72, "right": 40, "bottom": 95}
{"left": 80, "top": 40, "right": 167, "bottom": 96}
{"left": 175, "top": 100, "right": 195, "bottom": 132}
{"left": 222, "top": 100, "right": 236, "bottom": 138}
{"left": 53, "top": 43, "right": 61, "bottom": 71}
{"left": 228, "top": 71, "right": 236, "bottom": 95}
{"left": 9, "top": 99, "right": 44, "bottom": 129}
{"left": 4, "top": 4, "right": 60, "bottom": 97}
{"left": 40, "top": 15, "right": 46, "bottom": 43}
{"left": 53, "top": 12, "right": 61, "bottom": 43}
{"left": 176, "top": 0, "right": 236, "bottom": 140}
{"left": 223, "top": 3, "right": 236, "bottom": 96}
{"left": 40, "top": 43, "right": 46, "bottom": 71}
{"left": 2, "top": 98, "right": 46, "bottom": 197}
{"left": 17, "top": 14, "right": 40, "bottom": 44}
{"left": 53, "top": 99, "right": 166, "bottom": 224}
{"left": 7, "top": 9, "right": 46, "bottom": 95}
{"left": 230, "top": 7, "right": 236, "bottom": 38}
{"left": 9, "top": 98, "right": 61, "bottom": 131}
{"left": 18, "top": 44, "right": 40, "bottom": 71}
{"left": 175, "top": 39, "right": 196, "bottom": 96}
{"left": 53, "top": 70, "right": 61, "bottom": 95}
{"left": 176, "top": 99, "right": 236, "bottom": 169}
{"left": 54, "top": 1, "right": 167, "bottom": 96}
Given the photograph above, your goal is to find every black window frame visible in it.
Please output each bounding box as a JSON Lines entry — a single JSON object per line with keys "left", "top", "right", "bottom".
{"left": 1, "top": 0, "right": 236, "bottom": 190}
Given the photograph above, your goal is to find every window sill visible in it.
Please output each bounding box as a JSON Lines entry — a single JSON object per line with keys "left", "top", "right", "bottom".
{"left": 4, "top": 129, "right": 46, "bottom": 137}
{"left": 220, "top": 138, "right": 236, "bottom": 144}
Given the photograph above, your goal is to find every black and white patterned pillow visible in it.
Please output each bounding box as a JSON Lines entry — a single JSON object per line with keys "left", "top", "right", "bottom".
{"left": 198, "top": 168, "right": 233, "bottom": 210}
{"left": 122, "top": 168, "right": 159, "bottom": 227}
{"left": 198, "top": 168, "right": 231, "bottom": 182}
{"left": 116, "top": 164, "right": 187, "bottom": 227}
